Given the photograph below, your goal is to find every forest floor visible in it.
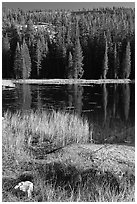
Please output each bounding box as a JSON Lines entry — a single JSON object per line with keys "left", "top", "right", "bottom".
{"left": 2, "top": 110, "right": 135, "bottom": 202}
{"left": 2, "top": 79, "right": 133, "bottom": 87}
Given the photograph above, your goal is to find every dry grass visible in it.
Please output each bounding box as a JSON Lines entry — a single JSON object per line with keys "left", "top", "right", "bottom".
{"left": 3, "top": 109, "right": 90, "bottom": 148}
{"left": 2, "top": 110, "right": 135, "bottom": 202}
{"left": 2, "top": 110, "right": 91, "bottom": 172}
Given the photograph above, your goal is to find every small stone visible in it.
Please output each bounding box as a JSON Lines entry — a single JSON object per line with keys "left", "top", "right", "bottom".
{"left": 14, "top": 181, "right": 33, "bottom": 198}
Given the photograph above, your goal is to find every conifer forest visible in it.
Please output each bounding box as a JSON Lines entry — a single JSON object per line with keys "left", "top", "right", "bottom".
{"left": 2, "top": 7, "right": 135, "bottom": 80}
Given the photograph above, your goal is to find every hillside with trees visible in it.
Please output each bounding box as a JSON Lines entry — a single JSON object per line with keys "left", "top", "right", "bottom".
{"left": 2, "top": 7, "right": 135, "bottom": 79}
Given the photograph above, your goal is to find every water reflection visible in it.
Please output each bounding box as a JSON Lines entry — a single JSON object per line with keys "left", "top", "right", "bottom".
{"left": 67, "top": 84, "right": 83, "bottom": 115}
{"left": 2, "top": 83, "right": 134, "bottom": 144}
{"left": 101, "top": 83, "right": 131, "bottom": 125}
{"left": 122, "top": 84, "right": 130, "bottom": 121}
{"left": 22, "top": 84, "right": 32, "bottom": 110}
{"left": 103, "top": 84, "right": 108, "bottom": 123}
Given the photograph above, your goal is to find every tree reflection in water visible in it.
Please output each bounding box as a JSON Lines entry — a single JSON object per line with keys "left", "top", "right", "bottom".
{"left": 3, "top": 83, "right": 134, "bottom": 145}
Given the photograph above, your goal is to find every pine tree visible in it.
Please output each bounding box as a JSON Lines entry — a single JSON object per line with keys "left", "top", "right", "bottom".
{"left": 14, "top": 42, "right": 22, "bottom": 79}
{"left": 73, "top": 38, "right": 84, "bottom": 79}
{"left": 66, "top": 51, "right": 73, "bottom": 78}
{"left": 103, "top": 36, "right": 109, "bottom": 79}
{"left": 40, "top": 36, "right": 49, "bottom": 77}
{"left": 114, "top": 43, "right": 120, "bottom": 79}
{"left": 73, "top": 20, "right": 84, "bottom": 79}
{"left": 26, "top": 19, "right": 34, "bottom": 47}
{"left": 122, "top": 41, "right": 131, "bottom": 79}
{"left": 55, "top": 25, "right": 67, "bottom": 59}
{"left": 41, "top": 35, "right": 49, "bottom": 59}
{"left": 2, "top": 34, "right": 10, "bottom": 54}
{"left": 61, "top": 40, "right": 67, "bottom": 60}
{"left": 66, "top": 21, "right": 73, "bottom": 51}
{"left": 2, "top": 34, "right": 10, "bottom": 78}
{"left": 21, "top": 38, "right": 31, "bottom": 79}
{"left": 35, "top": 38, "right": 43, "bottom": 78}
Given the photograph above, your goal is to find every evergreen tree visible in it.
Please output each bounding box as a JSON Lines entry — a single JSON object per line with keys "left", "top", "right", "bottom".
{"left": 114, "top": 42, "right": 120, "bottom": 79}
{"left": 40, "top": 36, "right": 49, "bottom": 77}
{"left": 18, "top": 14, "right": 25, "bottom": 25}
{"left": 25, "top": 19, "right": 34, "bottom": 47}
{"left": 61, "top": 40, "right": 67, "bottom": 60}
{"left": 66, "top": 21, "right": 73, "bottom": 51}
{"left": 2, "top": 34, "right": 10, "bottom": 78}
{"left": 14, "top": 42, "right": 22, "bottom": 79}
{"left": 55, "top": 25, "right": 66, "bottom": 59}
{"left": 122, "top": 41, "right": 131, "bottom": 79}
{"left": 103, "top": 36, "right": 109, "bottom": 79}
{"left": 21, "top": 38, "right": 31, "bottom": 79}
{"left": 2, "top": 34, "right": 10, "bottom": 54}
{"left": 73, "top": 20, "right": 84, "bottom": 79}
{"left": 36, "top": 38, "right": 42, "bottom": 77}
{"left": 41, "top": 35, "right": 49, "bottom": 59}
{"left": 66, "top": 51, "right": 73, "bottom": 78}
{"left": 61, "top": 26, "right": 67, "bottom": 70}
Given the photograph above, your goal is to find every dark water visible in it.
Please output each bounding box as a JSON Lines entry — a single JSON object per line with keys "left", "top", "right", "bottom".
{"left": 2, "top": 83, "right": 135, "bottom": 144}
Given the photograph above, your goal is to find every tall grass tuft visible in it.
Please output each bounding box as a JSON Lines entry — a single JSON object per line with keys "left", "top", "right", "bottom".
{"left": 2, "top": 110, "right": 91, "bottom": 164}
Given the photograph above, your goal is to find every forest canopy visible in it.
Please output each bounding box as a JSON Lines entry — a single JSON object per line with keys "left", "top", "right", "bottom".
{"left": 2, "top": 7, "right": 135, "bottom": 79}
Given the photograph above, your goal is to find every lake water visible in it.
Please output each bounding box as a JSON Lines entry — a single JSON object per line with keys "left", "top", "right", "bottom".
{"left": 2, "top": 83, "right": 135, "bottom": 145}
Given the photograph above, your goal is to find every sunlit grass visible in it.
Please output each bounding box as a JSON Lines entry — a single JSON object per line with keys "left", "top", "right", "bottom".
{"left": 2, "top": 110, "right": 91, "bottom": 166}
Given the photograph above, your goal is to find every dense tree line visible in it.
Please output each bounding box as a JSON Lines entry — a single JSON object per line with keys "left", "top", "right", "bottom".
{"left": 2, "top": 7, "right": 135, "bottom": 79}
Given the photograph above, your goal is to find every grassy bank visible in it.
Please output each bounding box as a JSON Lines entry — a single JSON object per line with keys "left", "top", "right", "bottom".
{"left": 2, "top": 110, "right": 91, "bottom": 163}
{"left": 2, "top": 79, "right": 133, "bottom": 86}
{"left": 2, "top": 110, "right": 135, "bottom": 202}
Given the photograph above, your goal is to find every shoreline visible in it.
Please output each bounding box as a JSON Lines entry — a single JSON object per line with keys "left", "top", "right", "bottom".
{"left": 2, "top": 79, "right": 134, "bottom": 85}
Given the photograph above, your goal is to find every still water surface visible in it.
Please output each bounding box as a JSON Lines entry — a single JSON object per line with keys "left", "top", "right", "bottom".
{"left": 2, "top": 83, "right": 135, "bottom": 144}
